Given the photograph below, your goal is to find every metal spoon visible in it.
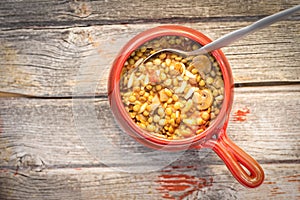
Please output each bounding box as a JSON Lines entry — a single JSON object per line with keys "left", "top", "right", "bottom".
{"left": 143, "top": 5, "right": 300, "bottom": 63}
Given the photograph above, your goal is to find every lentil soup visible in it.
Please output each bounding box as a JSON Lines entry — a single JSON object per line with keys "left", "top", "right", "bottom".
{"left": 120, "top": 36, "right": 224, "bottom": 140}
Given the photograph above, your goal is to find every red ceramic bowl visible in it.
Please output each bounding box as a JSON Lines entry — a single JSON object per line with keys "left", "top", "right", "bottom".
{"left": 108, "top": 25, "right": 264, "bottom": 188}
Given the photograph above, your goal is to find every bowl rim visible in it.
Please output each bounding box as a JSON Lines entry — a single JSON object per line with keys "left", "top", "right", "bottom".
{"left": 108, "top": 25, "right": 234, "bottom": 149}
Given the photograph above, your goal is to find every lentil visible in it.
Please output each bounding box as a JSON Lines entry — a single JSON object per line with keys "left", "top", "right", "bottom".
{"left": 153, "top": 115, "right": 160, "bottom": 123}
{"left": 201, "top": 111, "right": 210, "bottom": 121}
{"left": 165, "top": 107, "right": 173, "bottom": 116}
{"left": 174, "top": 102, "right": 181, "bottom": 110}
{"left": 129, "top": 95, "right": 136, "bottom": 102}
{"left": 199, "top": 79, "right": 206, "bottom": 87}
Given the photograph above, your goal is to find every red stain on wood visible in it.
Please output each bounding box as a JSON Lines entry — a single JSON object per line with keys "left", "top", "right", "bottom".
{"left": 186, "top": 165, "right": 195, "bottom": 169}
{"left": 156, "top": 166, "right": 213, "bottom": 200}
{"left": 0, "top": 169, "right": 8, "bottom": 173}
{"left": 233, "top": 107, "right": 250, "bottom": 122}
{"left": 171, "top": 165, "right": 197, "bottom": 170}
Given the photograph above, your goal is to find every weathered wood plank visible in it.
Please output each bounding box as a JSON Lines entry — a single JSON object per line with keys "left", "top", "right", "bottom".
{"left": 0, "top": 21, "right": 299, "bottom": 96}
{"left": 0, "top": 164, "right": 299, "bottom": 200}
{"left": 1, "top": 0, "right": 299, "bottom": 29}
{"left": 0, "top": 85, "right": 299, "bottom": 169}
{"left": 1, "top": 1, "right": 298, "bottom": 199}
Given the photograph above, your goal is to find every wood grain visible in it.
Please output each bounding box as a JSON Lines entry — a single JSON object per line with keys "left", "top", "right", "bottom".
{"left": 0, "top": 21, "right": 299, "bottom": 97}
{"left": 1, "top": 0, "right": 299, "bottom": 29}
{"left": 1, "top": 85, "right": 299, "bottom": 169}
{"left": 0, "top": 164, "right": 298, "bottom": 200}
{"left": 1, "top": 1, "right": 299, "bottom": 199}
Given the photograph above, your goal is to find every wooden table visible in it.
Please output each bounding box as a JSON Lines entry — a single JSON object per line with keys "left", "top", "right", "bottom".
{"left": 0, "top": 1, "right": 299, "bottom": 199}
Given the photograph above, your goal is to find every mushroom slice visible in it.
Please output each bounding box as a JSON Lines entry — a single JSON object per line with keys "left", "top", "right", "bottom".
{"left": 191, "top": 55, "right": 212, "bottom": 73}
{"left": 193, "top": 89, "right": 213, "bottom": 110}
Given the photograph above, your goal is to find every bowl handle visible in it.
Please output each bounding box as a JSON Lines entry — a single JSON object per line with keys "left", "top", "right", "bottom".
{"left": 204, "top": 132, "right": 264, "bottom": 188}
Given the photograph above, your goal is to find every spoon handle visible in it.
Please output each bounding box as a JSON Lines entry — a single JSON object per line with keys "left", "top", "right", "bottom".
{"left": 190, "top": 5, "right": 300, "bottom": 55}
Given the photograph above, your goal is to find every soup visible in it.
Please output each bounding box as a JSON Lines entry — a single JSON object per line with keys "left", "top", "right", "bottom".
{"left": 120, "top": 36, "right": 224, "bottom": 140}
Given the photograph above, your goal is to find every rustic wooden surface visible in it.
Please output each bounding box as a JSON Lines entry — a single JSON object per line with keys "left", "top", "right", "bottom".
{"left": 0, "top": 0, "right": 299, "bottom": 199}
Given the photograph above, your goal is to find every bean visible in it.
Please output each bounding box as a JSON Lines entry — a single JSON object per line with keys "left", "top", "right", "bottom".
{"left": 196, "top": 129, "right": 204, "bottom": 134}
{"left": 201, "top": 111, "right": 210, "bottom": 121}
{"left": 139, "top": 123, "right": 146, "bottom": 130}
{"left": 174, "top": 102, "right": 181, "bottom": 110}
{"left": 164, "top": 88, "right": 173, "bottom": 97}
{"left": 199, "top": 79, "right": 206, "bottom": 87}
{"left": 157, "top": 107, "right": 165, "bottom": 117}
{"left": 147, "top": 124, "right": 155, "bottom": 132}
{"left": 165, "top": 107, "right": 172, "bottom": 116}
{"left": 129, "top": 95, "right": 136, "bottom": 102}
{"left": 159, "top": 53, "right": 167, "bottom": 60}
{"left": 133, "top": 104, "right": 140, "bottom": 112}
{"left": 143, "top": 110, "right": 149, "bottom": 117}
{"left": 153, "top": 115, "right": 160, "bottom": 123}
{"left": 172, "top": 94, "right": 179, "bottom": 102}
{"left": 160, "top": 72, "right": 167, "bottom": 81}
{"left": 165, "top": 58, "right": 171, "bottom": 66}
{"left": 165, "top": 79, "right": 172, "bottom": 86}
{"left": 154, "top": 58, "right": 162, "bottom": 65}
{"left": 206, "top": 77, "right": 214, "bottom": 85}
{"left": 159, "top": 119, "right": 166, "bottom": 126}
